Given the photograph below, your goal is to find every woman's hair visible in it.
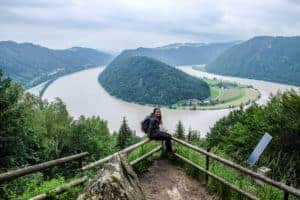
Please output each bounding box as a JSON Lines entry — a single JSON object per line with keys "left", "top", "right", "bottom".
{"left": 152, "top": 107, "right": 162, "bottom": 124}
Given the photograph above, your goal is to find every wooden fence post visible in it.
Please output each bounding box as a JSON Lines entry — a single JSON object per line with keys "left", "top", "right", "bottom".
{"left": 205, "top": 147, "right": 210, "bottom": 185}
{"left": 162, "top": 141, "right": 167, "bottom": 157}
{"left": 77, "top": 150, "right": 83, "bottom": 170}
{"left": 284, "top": 179, "right": 290, "bottom": 200}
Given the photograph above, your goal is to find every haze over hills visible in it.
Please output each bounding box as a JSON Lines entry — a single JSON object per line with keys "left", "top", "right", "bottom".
{"left": 99, "top": 55, "right": 210, "bottom": 105}
{"left": 116, "top": 42, "right": 238, "bottom": 66}
{"left": 206, "top": 36, "right": 300, "bottom": 86}
{"left": 0, "top": 41, "right": 113, "bottom": 88}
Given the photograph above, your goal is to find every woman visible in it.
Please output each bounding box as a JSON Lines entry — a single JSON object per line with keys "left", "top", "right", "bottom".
{"left": 147, "top": 108, "right": 174, "bottom": 153}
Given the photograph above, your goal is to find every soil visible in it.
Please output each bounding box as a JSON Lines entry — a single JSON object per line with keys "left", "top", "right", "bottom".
{"left": 139, "top": 158, "right": 218, "bottom": 200}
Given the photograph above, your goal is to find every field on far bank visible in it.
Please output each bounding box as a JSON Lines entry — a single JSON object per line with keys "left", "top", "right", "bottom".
{"left": 171, "top": 87, "right": 260, "bottom": 110}
{"left": 171, "top": 67, "right": 261, "bottom": 110}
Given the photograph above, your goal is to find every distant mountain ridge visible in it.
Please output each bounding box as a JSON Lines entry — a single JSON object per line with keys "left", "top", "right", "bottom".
{"left": 206, "top": 36, "right": 300, "bottom": 86}
{"left": 0, "top": 41, "right": 113, "bottom": 88}
{"left": 117, "top": 41, "right": 239, "bottom": 66}
{"left": 99, "top": 55, "right": 210, "bottom": 105}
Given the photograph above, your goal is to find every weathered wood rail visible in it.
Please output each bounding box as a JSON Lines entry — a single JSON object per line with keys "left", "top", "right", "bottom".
{"left": 1, "top": 137, "right": 299, "bottom": 200}
{"left": 0, "top": 138, "right": 160, "bottom": 200}
{"left": 172, "top": 137, "right": 300, "bottom": 200}
{"left": 0, "top": 152, "right": 89, "bottom": 183}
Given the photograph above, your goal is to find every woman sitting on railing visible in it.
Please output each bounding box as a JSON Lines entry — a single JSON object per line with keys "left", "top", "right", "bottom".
{"left": 146, "top": 108, "right": 175, "bottom": 153}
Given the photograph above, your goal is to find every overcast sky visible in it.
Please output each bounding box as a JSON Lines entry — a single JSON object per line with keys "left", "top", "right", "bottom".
{"left": 1, "top": 0, "right": 300, "bottom": 52}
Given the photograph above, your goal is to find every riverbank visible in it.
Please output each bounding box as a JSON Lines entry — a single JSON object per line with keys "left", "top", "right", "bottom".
{"left": 42, "top": 66, "right": 299, "bottom": 135}
{"left": 28, "top": 66, "right": 102, "bottom": 97}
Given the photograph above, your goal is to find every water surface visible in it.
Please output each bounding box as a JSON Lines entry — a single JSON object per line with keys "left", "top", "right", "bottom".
{"left": 43, "top": 66, "right": 299, "bottom": 136}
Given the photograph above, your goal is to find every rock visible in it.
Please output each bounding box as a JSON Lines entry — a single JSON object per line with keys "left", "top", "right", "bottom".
{"left": 77, "top": 154, "right": 146, "bottom": 200}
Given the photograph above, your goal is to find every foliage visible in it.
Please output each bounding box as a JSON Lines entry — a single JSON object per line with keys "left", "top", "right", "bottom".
{"left": 0, "top": 41, "right": 112, "bottom": 88}
{"left": 187, "top": 128, "right": 201, "bottom": 143}
{"left": 116, "top": 117, "right": 141, "bottom": 150}
{"left": 174, "top": 142, "right": 284, "bottom": 200}
{"left": 206, "top": 36, "right": 300, "bottom": 86}
{"left": 69, "top": 116, "right": 116, "bottom": 161}
{"left": 0, "top": 72, "right": 136, "bottom": 199}
{"left": 206, "top": 90, "right": 300, "bottom": 186}
{"left": 99, "top": 55, "right": 210, "bottom": 105}
{"left": 128, "top": 140, "right": 161, "bottom": 174}
{"left": 174, "top": 121, "right": 185, "bottom": 140}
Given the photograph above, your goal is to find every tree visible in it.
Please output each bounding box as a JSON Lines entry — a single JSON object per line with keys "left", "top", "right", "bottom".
{"left": 174, "top": 120, "right": 185, "bottom": 140}
{"left": 187, "top": 127, "right": 201, "bottom": 143}
{"left": 116, "top": 117, "right": 140, "bottom": 150}
{"left": 0, "top": 71, "right": 26, "bottom": 168}
{"left": 207, "top": 90, "right": 300, "bottom": 186}
{"left": 187, "top": 127, "right": 192, "bottom": 142}
{"left": 43, "top": 98, "right": 72, "bottom": 158}
{"left": 70, "top": 116, "right": 115, "bottom": 161}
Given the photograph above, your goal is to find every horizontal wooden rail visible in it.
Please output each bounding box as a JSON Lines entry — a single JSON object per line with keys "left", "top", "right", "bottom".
{"left": 30, "top": 176, "right": 88, "bottom": 200}
{"left": 174, "top": 153, "right": 258, "bottom": 200}
{"left": 29, "top": 139, "right": 151, "bottom": 199}
{"left": 172, "top": 137, "right": 300, "bottom": 198}
{"left": 0, "top": 152, "right": 89, "bottom": 183}
{"left": 130, "top": 145, "right": 162, "bottom": 166}
{"left": 81, "top": 138, "right": 150, "bottom": 171}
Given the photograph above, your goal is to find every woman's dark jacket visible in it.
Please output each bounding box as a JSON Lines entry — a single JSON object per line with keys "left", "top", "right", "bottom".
{"left": 147, "top": 115, "right": 160, "bottom": 136}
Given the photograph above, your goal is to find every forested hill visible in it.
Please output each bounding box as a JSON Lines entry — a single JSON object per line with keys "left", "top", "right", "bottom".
{"left": 99, "top": 55, "right": 210, "bottom": 105}
{"left": 117, "top": 42, "right": 238, "bottom": 66}
{"left": 0, "top": 41, "right": 113, "bottom": 88}
{"left": 206, "top": 36, "right": 300, "bottom": 86}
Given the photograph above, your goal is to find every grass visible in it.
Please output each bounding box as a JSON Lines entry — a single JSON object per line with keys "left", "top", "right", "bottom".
{"left": 128, "top": 140, "right": 162, "bottom": 174}
{"left": 218, "top": 87, "right": 245, "bottom": 102}
{"left": 210, "top": 86, "right": 221, "bottom": 100}
{"left": 170, "top": 70, "right": 261, "bottom": 110}
{"left": 173, "top": 143, "right": 288, "bottom": 200}
{"left": 8, "top": 173, "right": 84, "bottom": 200}
{"left": 173, "top": 87, "right": 260, "bottom": 110}
{"left": 12, "top": 140, "right": 296, "bottom": 200}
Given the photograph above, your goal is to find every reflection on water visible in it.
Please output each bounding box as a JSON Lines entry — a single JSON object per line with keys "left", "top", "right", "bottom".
{"left": 43, "top": 66, "right": 299, "bottom": 136}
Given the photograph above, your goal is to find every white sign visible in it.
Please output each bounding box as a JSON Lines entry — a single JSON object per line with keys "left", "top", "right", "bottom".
{"left": 247, "top": 133, "right": 272, "bottom": 167}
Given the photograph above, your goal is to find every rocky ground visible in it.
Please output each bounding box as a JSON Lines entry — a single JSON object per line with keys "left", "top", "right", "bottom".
{"left": 139, "top": 158, "right": 218, "bottom": 200}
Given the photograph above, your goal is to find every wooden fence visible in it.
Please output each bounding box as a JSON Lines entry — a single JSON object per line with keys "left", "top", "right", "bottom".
{"left": 171, "top": 137, "right": 300, "bottom": 200}
{"left": 0, "top": 138, "right": 160, "bottom": 200}
{"left": 0, "top": 137, "right": 299, "bottom": 200}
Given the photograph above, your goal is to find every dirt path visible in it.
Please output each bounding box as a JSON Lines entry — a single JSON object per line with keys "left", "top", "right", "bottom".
{"left": 139, "top": 159, "right": 218, "bottom": 200}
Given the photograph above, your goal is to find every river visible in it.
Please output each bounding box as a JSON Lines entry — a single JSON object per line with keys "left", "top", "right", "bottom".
{"left": 41, "top": 66, "right": 299, "bottom": 137}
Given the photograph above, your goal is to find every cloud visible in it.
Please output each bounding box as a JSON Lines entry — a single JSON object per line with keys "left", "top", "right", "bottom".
{"left": 0, "top": 0, "right": 299, "bottom": 51}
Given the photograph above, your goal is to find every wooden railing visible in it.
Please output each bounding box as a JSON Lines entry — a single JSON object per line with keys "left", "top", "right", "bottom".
{"left": 0, "top": 152, "right": 89, "bottom": 183}
{"left": 1, "top": 137, "right": 299, "bottom": 200}
{"left": 0, "top": 138, "right": 160, "bottom": 200}
{"left": 171, "top": 137, "right": 300, "bottom": 200}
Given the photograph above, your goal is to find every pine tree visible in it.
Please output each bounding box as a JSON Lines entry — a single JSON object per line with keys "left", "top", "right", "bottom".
{"left": 187, "top": 127, "right": 192, "bottom": 142}
{"left": 174, "top": 120, "right": 185, "bottom": 140}
{"left": 187, "top": 127, "right": 201, "bottom": 143}
{"left": 191, "top": 130, "right": 201, "bottom": 142}
{"left": 116, "top": 117, "right": 132, "bottom": 150}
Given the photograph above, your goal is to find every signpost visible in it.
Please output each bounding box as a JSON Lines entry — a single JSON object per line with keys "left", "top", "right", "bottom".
{"left": 247, "top": 133, "right": 272, "bottom": 167}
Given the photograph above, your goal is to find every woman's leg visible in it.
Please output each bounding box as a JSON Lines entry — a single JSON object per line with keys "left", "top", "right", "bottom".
{"left": 149, "top": 131, "right": 172, "bottom": 152}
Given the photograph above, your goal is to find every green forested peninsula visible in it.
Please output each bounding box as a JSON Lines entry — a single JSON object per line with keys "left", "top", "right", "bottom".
{"left": 0, "top": 41, "right": 113, "bottom": 88}
{"left": 117, "top": 42, "right": 238, "bottom": 66}
{"left": 98, "top": 55, "right": 210, "bottom": 105}
{"left": 206, "top": 36, "right": 300, "bottom": 86}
